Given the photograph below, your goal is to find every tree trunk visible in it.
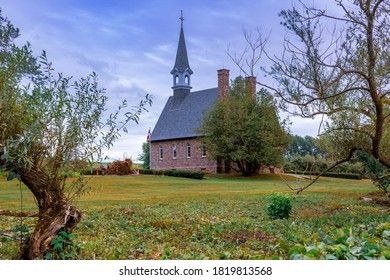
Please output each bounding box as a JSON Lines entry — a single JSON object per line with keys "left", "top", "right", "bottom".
{"left": 17, "top": 167, "right": 82, "bottom": 260}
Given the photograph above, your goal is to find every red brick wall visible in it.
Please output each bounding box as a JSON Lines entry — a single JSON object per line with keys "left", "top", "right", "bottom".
{"left": 150, "top": 138, "right": 218, "bottom": 173}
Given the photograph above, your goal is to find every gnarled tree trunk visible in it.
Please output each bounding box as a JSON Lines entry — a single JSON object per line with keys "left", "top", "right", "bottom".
{"left": 17, "top": 167, "right": 82, "bottom": 260}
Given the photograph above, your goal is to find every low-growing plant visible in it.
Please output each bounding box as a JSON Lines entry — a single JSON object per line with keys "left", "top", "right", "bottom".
{"left": 266, "top": 193, "right": 292, "bottom": 220}
{"left": 45, "top": 228, "right": 77, "bottom": 260}
{"left": 289, "top": 223, "right": 390, "bottom": 260}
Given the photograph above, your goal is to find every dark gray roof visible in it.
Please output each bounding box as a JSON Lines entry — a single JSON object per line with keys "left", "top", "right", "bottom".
{"left": 170, "top": 26, "right": 193, "bottom": 74}
{"left": 150, "top": 88, "right": 218, "bottom": 141}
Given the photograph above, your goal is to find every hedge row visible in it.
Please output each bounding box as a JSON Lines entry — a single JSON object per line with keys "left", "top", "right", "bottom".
{"left": 288, "top": 171, "right": 362, "bottom": 180}
{"left": 139, "top": 169, "right": 204, "bottom": 179}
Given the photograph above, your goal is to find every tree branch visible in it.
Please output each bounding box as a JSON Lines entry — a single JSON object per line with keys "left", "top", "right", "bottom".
{"left": 0, "top": 210, "right": 38, "bottom": 217}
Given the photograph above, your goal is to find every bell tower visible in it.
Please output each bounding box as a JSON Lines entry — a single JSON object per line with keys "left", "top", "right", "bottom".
{"left": 171, "top": 10, "right": 193, "bottom": 94}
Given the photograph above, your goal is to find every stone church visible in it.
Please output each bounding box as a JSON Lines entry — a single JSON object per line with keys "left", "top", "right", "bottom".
{"left": 149, "top": 16, "right": 256, "bottom": 173}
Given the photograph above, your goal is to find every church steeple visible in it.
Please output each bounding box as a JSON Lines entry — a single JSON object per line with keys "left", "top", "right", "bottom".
{"left": 171, "top": 10, "right": 193, "bottom": 92}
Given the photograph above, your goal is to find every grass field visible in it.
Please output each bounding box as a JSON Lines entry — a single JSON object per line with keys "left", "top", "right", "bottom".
{"left": 1, "top": 174, "right": 389, "bottom": 260}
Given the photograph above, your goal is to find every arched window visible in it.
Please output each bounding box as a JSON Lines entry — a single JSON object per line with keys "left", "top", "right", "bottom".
{"left": 159, "top": 145, "right": 163, "bottom": 160}
{"left": 186, "top": 143, "right": 191, "bottom": 158}
{"left": 175, "top": 75, "right": 179, "bottom": 85}
{"left": 172, "top": 144, "right": 177, "bottom": 159}
{"left": 184, "top": 75, "right": 189, "bottom": 85}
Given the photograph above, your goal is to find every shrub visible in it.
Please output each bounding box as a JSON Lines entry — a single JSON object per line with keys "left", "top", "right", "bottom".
{"left": 139, "top": 169, "right": 204, "bottom": 179}
{"left": 357, "top": 152, "right": 390, "bottom": 193}
{"left": 163, "top": 170, "right": 204, "bottom": 179}
{"left": 139, "top": 169, "right": 153, "bottom": 175}
{"left": 61, "top": 170, "right": 81, "bottom": 178}
{"left": 266, "top": 193, "right": 292, "bottom": 220}
{"left": 321, "top": 172, "right": 362, "bottom": 180}
{"left": 287, "top": 171, "right": 362, "bottom": 180}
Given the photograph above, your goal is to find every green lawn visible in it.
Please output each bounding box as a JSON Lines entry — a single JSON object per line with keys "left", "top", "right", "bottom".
{"left": 1, "top": 174, "right": 389, "bottom": 260}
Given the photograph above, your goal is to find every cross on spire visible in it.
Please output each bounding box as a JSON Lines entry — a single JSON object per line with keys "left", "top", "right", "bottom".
{"left": 180, "top": 10, "right": 184, "bottom": 28}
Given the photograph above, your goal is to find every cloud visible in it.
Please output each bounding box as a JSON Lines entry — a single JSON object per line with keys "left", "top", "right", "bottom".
{"left": 1, "top": 0, "right": 326, "bottom": 161}
{"left": 144, "top": 52, "right": 171, "bottom": 66}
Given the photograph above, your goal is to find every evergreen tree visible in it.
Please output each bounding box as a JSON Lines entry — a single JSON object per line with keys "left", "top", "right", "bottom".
{"left": 138, "top": 142, "right": 150, "bottom": 169}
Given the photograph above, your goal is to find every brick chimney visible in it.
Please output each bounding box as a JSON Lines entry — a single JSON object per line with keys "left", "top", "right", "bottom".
{"left": 217, "top": 69, "right": 230, "bottom": 99}
{"left": 245, "top": 76, "right": 257, "bottom": 98}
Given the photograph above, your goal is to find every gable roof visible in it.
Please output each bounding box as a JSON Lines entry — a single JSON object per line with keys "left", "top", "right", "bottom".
{"left": 150, "top": 88, "right": 218, "bottom": 141}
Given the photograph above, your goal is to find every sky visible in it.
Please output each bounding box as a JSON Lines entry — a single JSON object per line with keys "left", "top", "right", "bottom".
{"left": 1, "top": 0, "right": 332, "bottom": 162}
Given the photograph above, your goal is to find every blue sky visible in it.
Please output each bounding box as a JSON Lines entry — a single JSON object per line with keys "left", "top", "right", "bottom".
{"left": 1, "top": 0, "right": 328, "bottom": 161}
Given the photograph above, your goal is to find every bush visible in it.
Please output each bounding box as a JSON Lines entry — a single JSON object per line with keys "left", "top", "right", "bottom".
{"left": 321, "top": 172, "right": 362, "bottom": 180}
{"left": 284, "top": 156, "right": 365, "bottom": 175}
{"left": 163, "top": 170, "right": 204, "bottom": 179}
{"left": 139, "top": 169, "right": 204, "bottom": 179}
{"left": 266, "top": 193, "right": 292, "bottom": 220}
{"left": 61, "top": 170, "right": 81, "bottom": 178}
{"left": 287, "top": 171, "right": 362, "bottom": 180}
{"left": 80, "top": 168, "right": 97, "bottom": 176}
{"left": 139, "top": 169, "right": 153, "bottom": 175}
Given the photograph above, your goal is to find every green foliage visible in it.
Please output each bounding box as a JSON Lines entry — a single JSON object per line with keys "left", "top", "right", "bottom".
{"left": 320, "top": 172, "right": 362, "bottom": 180}
{"left": 285, "top": 135, "right": 325, "bottom": 159}
{"left": 0, "top": 7, "right": 151, "bottom": 202}
{"left": 139, "top": 169, "right": 204, "bottom": 179}
{"left": 198, "top": 77, "right": 289, "bottom": 176}
{"left": 266, "top": 193, "right": 292, "bottom": 220}
{"left": 137, "top": 142, "right": 150, "bottom": 169}
{"left": 61, "top": 170, "right": 81, "bottom": 178}
{"left": 357, "top": 152, "right": 390, "bottom": 193}
{"left": 272, "top": 1, "right": 390, "bottom": 172}
{"left": 284, "top": 155, "right": 329, "bottom": 173}
{"left": 163, "top": 170, "right": 204, "bottom": 179}
{"left": 289, "top": 223, "right": 390, "bottom": 260}
{"left": 10, "top": 225, "right": 31, "bottom": 241}
{"left": 288, "top": 171, "right": 362, "bottom": 180}
{"left": 45, "top": 228, "right": 77, "bottom": 260}
{"left": 1, "top": 175, "right": 389, "bottom": 260}
{"left": 139, "top": 169, "right": 153, "bottom": 175}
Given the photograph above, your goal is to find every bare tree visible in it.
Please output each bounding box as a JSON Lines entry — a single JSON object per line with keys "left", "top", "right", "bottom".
{"left": 229, "top": 0, "right": 389, "bottom": 192}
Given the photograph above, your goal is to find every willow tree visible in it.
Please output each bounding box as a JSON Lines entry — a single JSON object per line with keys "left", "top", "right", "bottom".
{"left": 0, "top": 11, "right": 151, "bottom": 259}
{"left": 230, "top": 0, "right": 389, "bottom": 191}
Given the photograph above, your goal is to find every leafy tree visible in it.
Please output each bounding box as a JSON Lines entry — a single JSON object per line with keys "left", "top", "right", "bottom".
{"left": 356, "top": 151, "right": 389, "bottom": 194}
{"left": 198, "top": 77, "right": 289, "bottom": 176}
{"left": 0, "top": 11, "right": 151, "bottom": 259}
{"left": 230, "top": 0, "right": 389, "bottom": 191}
{"left": 138, "top": 142, "right": 150, "bottom": 169}
{"left": 285, "top": 135, "right": 325, "bottom": 159}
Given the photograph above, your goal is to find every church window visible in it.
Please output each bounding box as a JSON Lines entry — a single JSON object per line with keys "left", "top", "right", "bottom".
{"left": 175, "top": 75, "right": 179, "bottom": 84}
{"left": 159, "top": 145, "right": 163, "bottom": 160}
{"left": 186, "top": 143, "right": 191, "bottom": 158}
{"left": 201, "top": 145, "right": 207, "bottom": 158}
{"left": 172, "top": 144, "right": 177, "bottom": 159}
{"left": 185, "top": 75, "right": 189, "bottom": 85}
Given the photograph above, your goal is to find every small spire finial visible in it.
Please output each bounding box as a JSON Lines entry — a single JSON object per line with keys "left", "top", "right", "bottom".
{"left": 180, "top": 10, "right": 184, "bottom": 28}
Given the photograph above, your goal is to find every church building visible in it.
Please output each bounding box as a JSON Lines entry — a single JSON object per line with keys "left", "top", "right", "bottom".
{"left": 149, "top": 14, "right": 256, "bottom": 173}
